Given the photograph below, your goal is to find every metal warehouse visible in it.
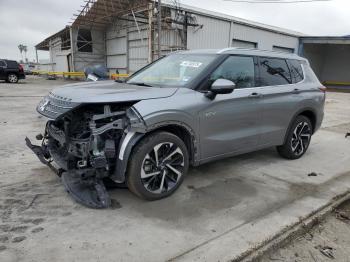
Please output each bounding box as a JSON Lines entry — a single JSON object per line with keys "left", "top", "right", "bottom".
{"left": 35, "top": 0, "right": 302, "bottom": 74}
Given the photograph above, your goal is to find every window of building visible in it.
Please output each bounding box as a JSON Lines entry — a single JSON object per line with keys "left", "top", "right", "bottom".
{"left": 210, "top": 56, "right": 255, "bottom": 88}
{"left": 232, "top": 39, "right": 257, "bottom": 49}
{"left": 273, "top": 45, "right": 295, "bottom": 54}
{"left": 77, "top": 29, "right": 92, "bottom": 52}
{"left": 259, "top": 58, "right": 292, "bottom": 86}
{"left": 287, "top": 59, "right": 304, "bottom": 83}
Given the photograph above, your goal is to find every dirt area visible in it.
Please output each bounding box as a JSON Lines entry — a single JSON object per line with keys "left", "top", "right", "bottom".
{"left": 259, "top": 199, "right": 350, "bottom": 262}
{"left": 0, "top": 76, "right": 350, "bottom": 262}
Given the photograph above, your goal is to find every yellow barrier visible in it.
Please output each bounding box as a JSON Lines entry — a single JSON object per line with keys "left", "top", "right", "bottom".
{"left": 32, "top": 71, "right": 130, "bottom": 80}
{"left": 32, "top": 71, "right": 85, "bottom": 78}
{"left": 63, "top": 72, "right": 85, "bottom": 77}
{"left": 111, "top": 73, "right": 129, "bottom": 79}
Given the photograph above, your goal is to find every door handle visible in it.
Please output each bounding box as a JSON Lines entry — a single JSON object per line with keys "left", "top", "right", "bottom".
{"left": 248, "top": 92, "right": 263, "bottom": 98}
{"left": 292, "top": 88, "right": 301, "bottom": 94}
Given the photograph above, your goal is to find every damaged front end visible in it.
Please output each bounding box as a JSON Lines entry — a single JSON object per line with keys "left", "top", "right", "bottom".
{"left": 26, "top": 94, "right": 145, "bottom": 208}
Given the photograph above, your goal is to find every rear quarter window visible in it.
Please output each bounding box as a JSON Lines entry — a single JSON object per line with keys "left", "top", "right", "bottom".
{"left": 287, "top": 59, "right": 304, "bottom": 83}
{"left": 258, "top": 57, "right": 292, "bottom": 86}
{"left": 6, "top": 61, "right": 18, "bottom": 68}
{"left": 0, "top": 60, "right": 6, "bottom": 67}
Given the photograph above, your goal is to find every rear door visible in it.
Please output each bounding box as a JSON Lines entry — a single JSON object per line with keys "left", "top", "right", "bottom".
{"left": 257, "top": 57, "right": 304, "bottom": 146}
{"left": 199, "top": 55, "right": 263, "bottom": 160}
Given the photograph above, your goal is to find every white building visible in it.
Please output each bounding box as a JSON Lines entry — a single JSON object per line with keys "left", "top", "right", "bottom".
{"left": 36, "top": 0, "right": 303, "bottom": 75}
{"left": 37, "top": 0, "right": 350, "bottom": 87}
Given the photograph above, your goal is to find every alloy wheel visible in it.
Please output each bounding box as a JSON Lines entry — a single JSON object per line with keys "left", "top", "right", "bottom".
{"left": 141, "top": 142, "right": 185, "bottom": 194}
{"left": 291, "top": 121, "right": 311, "bottom": 156}
{"left": 8, "top": 74, "right": 18, "bottom": 83}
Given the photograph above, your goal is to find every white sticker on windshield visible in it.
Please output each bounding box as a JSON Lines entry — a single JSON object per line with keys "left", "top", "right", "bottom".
{"left": 180, "top": 61, "right": 203, "bottom": 68}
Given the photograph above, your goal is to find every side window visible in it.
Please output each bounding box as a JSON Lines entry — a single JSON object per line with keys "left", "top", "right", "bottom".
{"left": 210, "top": 56, "right": 255, "bottom": 89}
{"left": 259, "top": 58, "right": 292, "bottom": 86}
{"left": 287, "top": 59, "right": 304, "bottom": 83}
{"left": 0, "top": 60, "right": 6, "bottom": 67}
{"left": 6, "top": 61, "right": 18, "bottom": 68}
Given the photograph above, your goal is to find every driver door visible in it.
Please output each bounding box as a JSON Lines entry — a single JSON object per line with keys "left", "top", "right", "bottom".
{"left": 199, "top": 55, "right": 263, "bottom": 160}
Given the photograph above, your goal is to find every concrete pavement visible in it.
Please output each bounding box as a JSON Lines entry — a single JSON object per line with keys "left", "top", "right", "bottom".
{"left": 0, "top": 77, "right": 349, "bottom": 262}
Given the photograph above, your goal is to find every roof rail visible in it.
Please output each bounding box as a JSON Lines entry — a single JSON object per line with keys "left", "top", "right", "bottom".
{"left": 218, "top": 47, "right": 299, "bottom": 56}
{"left": 217, "top": 47, "right": 257, "bottom": 54}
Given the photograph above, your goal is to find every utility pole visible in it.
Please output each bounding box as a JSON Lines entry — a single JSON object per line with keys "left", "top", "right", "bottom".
{"left": 157, "top": 0, "right": 162, "bottom": 59}
{"left": 147, "top": 2, "right": 153, "bottom": 63}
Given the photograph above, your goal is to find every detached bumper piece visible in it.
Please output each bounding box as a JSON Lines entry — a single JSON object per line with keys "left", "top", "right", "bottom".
{"left": 62, "top": 172, "right": 111, "bottom": 209}
{"left": 25, "top": 137, "right": 63, "bottom": 176}
{"left": 25, "top": 136, "right": 112, "bottom": 209}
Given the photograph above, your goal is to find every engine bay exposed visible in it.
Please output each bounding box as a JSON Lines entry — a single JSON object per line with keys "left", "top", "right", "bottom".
{"left": 26, "top": 102, "right": 144, "bottom": 208}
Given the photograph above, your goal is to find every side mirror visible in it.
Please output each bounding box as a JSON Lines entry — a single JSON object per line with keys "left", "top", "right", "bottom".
{"left": 205, "top": 79, "right": 236, "bottom": 100}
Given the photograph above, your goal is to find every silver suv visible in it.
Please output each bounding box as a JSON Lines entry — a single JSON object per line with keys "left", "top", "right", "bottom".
{"left": 26, "top": 48, "right": 325, "bottom": 208}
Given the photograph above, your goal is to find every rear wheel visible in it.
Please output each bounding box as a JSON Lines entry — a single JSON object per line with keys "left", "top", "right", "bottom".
{"left": 277, "top": 115, "right": 312, "bottom": 159}
{"left": 7, "top": 74, "right": 18, "bottom": 83}
{"left": 127, "top": 132, "right": 189, "bottom": 200}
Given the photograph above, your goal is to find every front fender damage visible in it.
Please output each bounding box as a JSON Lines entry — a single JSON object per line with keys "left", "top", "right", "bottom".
{"left": 26, "top": 103, "right": 146, "bottom": 209}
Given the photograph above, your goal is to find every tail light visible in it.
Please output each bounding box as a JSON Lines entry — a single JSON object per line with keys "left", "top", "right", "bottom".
{"left": 19, "top": 64, "right": 24, "bottom": 72}
{"left": 318, "top": 85, "right": 327, "bottom": 93}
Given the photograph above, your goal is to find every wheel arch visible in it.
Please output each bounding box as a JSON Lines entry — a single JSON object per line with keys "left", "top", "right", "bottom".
{"left": 283, "top": 108, "right": 317, "bottom": 144}
{"left": 145, "top": 122, "right": 197, "bottom": 165}
{"left": 111, "top": 121, "right": 198, "bottom": 184}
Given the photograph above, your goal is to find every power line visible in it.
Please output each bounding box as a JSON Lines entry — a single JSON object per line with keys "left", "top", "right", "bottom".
{"left": 223, "top": 0, "right": 332, "bottom": 3}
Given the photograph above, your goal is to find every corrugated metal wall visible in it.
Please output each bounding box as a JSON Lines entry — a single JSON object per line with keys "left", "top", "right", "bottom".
{"left": 128, "top": 24, "right": 149, "bottom": 73}
{"left": 187, "top": 14, "right": 299, "bottom": 52}
{"left": 49, "top": 37, "right": 70, "bottom": 72}
{"left": 71, "top": 27, "right": 105, "bottom": 72}
{"left": 106, "top": 22, "right": 128, "bottom": 74}
{"left": 105, "top": 14, "right": 185, "bottom": 74}
{"left": 231, "top": 23, "right": 299, "bottom": 52}
{"left": 187, "top": 15, "right": 231, "bottom": 49}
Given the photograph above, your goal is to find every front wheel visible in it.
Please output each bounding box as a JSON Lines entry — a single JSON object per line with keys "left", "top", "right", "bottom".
{"left": 277, "top": 115, "right": 313, "bottom": 160}
{"left": 127, "top": 132, "right": 189, "bottom": 200}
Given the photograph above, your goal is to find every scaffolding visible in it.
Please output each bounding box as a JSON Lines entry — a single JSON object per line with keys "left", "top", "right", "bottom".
{"left": 70, "top": 0, "right": 200, "bottom": 70}
{"left": 36, "top": 0, "right": 201, "bottom": 73}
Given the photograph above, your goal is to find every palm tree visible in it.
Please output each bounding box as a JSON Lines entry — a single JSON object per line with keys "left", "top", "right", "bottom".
{"left": 18, "top": 44, "right": 24, "bottom": 61}
{"left": 23, "top": 45, "right": 28, "bottom": 62}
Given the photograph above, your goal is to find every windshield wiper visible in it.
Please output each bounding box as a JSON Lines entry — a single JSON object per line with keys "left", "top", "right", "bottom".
{"left": 127, "top": 82, "right": 153, "bottom": 87}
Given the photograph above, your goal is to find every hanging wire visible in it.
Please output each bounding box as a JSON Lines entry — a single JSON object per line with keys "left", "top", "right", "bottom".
{"left": 223, "top": 0, "right": 332, "bottom": 3}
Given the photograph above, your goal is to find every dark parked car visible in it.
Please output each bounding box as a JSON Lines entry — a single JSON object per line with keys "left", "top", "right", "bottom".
{"left": 0, "top": 59, "right": 26, "bottom": 83}
{"left": 26, "top": 48, "right": 325, "bottom": 208}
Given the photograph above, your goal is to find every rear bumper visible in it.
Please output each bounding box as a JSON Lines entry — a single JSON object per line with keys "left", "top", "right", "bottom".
{"left": 18, "top": 73, "right": 26, "bottom": 80}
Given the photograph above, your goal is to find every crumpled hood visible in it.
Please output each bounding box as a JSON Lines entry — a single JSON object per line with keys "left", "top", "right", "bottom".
{"left": 51, "top": 80, "right": 178, "bottom": 103}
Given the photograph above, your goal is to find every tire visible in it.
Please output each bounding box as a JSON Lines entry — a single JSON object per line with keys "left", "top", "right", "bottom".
{"left": 277, "top": 115, "right": 313, "bottom": 160}
{"left": 127, "top": 131, "right": 189, "bottom": 200}
{"left": 7, "top": 74, "right": 18, "bottom": 83}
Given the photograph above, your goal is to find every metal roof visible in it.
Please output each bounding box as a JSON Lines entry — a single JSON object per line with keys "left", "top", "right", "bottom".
{"left": 35, "top": 27, "right": 71, "bottom": 51}
{"left": 71, "top": 0, "right": 152, "bottom": 29}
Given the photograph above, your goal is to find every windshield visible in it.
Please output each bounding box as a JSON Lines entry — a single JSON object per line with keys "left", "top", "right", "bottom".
{"left": 127, "top": 54, "right": 216, "bottom": 87}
